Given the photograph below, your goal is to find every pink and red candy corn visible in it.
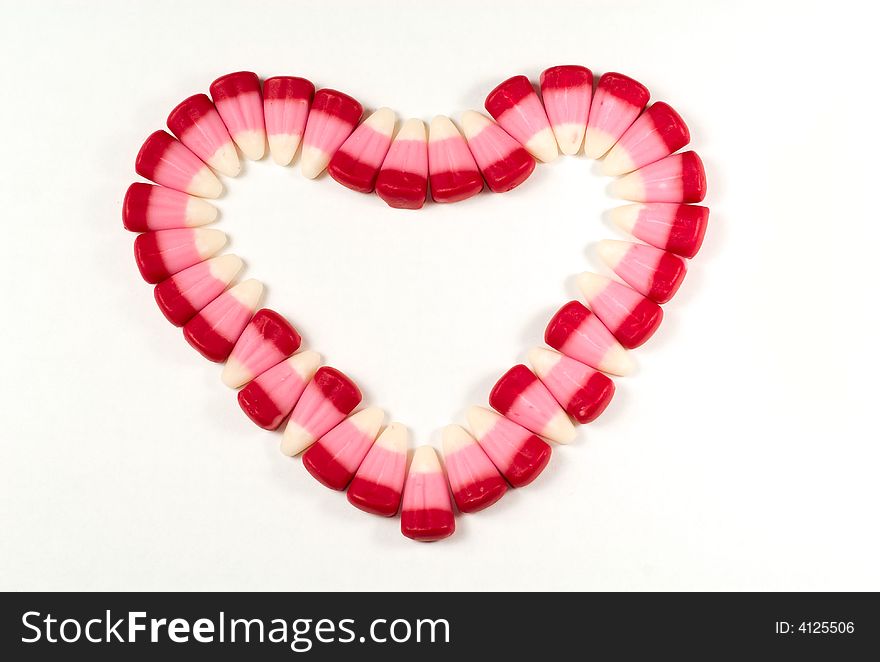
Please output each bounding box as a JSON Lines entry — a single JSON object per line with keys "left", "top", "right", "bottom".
{"left": 612, "top": 151, "right": 706, "bottom": 203}
{"left": 328, "top": 107, "right": 395, "bottom": 193}
{"left": 303, "top": 407, "right": 384, "bottom": 490}
{"left": 133, "top": 227, "right": 226, "bottom": 283}
{"left": 545, "top": 301, "right": 634, "bottom": 376}
{"left": 135, "top": 130, "right": 222, "bottom": 199}
{"left": 183, "top": 279, "right": 263, "bottom": 362}
{"left": 611, "top": 203, "right": 709, "bottom": 258}
{"left": 602, "top": 102, "right": 690, "bottom": 176}
{"left": 442, "top": 425, "right": 507, "bottom": 513}
{"left": 598, "top": 240, "right": 687, "bottom": 304}
{"left": 460, "top": 110, "right": 535, "bottom": 193}
{"left": 466, "top": 406, "right": 551, "bottom": 488}
{"left": 237, "top": 350, "right": 320, "bottom": 430}
{"left": 400, "top": 446, "right": 455, "bottom": 542}
{"left": 576, "top": 272, "right": 663, "bottom": 349}
{"left": 209, "top": 71, "right": 266, "bottom": 161}
{"left": 166, "top": 94, "right": 240, "bottom": 177}
{"left": 485, "top": 75, "right": 558, "bottom": 163}
{"left": 428, "top": 115, "right": 483, "bottom": 203}
{"left": 347, "top": 422, "right": 408, "bottom": 516}
{"left": 300, "top": 89, "right": 363, "bottom": 179}
{"left": 489, "top": 364, "right": 576, "bottom": 444}
{"left": 539, "top": 65, "right": 593, "bottom": 155}
{"left": 122, "top": 183, "right": 217, "bottom": 232}
{"left": 221, "top": 309, "right": 302, "bottom": 389}
{"left": 375, "top": 118, "right": 428, "bottom": 209}
{"left": 153, "top": 254, "right": 243, "bottom": 326}
{"left": 584, "top": 72, "right": 649, "bottom": 160}
{"left": 281, "top": 366, "right": 361, "bottom": 456}
{"left": 527, "top": 348, "right": 615, "bottom": 424}
{"left": 262, "top": 76, "right": 315, "bottom": 166}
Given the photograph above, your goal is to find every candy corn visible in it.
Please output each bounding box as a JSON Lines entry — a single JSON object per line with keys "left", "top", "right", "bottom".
{"left": 485, "top": 75, "right": 558, "bottom": 162}
{"left": 303, "top": 407, "right": 384, "bottom": 490}
{"left": 237, "top": 351, "right": 320, "bottom": 430}
{"left": 281, "top": 367, "right": 361, "bottom": 456}
{"left": 221, "top": 309, "right": 302, "bottom": 389}
{"left": 300, "top": 89, "right": 363, "bottom": 179}
{"left": 597, "top": 240, "right": 687, "bottom": 304}
{"left": 347, "top": 422, "right": 408, "bottom": 516}
{"left": 122, "top": 183, "right": 217, "bottom": 232}
{"left": 527, "top": 348, "right": 615, "bottom": 424}
{"left": 489, "top": 365, "right": 576, "bottom": 443}
{"left": 401, "top": 446, "right": 455, "bottom": 542}
{"left": 328, "top": 107, "right": 395, "bottom": 193}
{"left": 602, "top": 102, "right": 690, "bottom": 176}
{"left": 262, "top": 76, "right": 315, "bottom": 166}
{"left": 539, "top": 65, "right": 593, "bottom": 155}
{"left": 611, "top": 203, "right": 709, "bottom": 258}
{"left": 427, "top": 115, "right": 483, "bottom": 203}
{"left": 133, "top": 228, "right": 226, "bottom": 283}
{"left": 544, "top": 301, "right": 634, "bottom": 376}
{"left": 166, "top": 94, "right": 240, "bottom": 177}
{"left": 460, "top": 110, "right": 534, "bottom": 193}
{"left": 584, "top": 72, "right": 649, "bottom": 159}
{"left": 182, "top": 279, "right": 263, "bottom": 362}
{"left": 153, "top": 254, "right": 243, "bottom": 326}
{"left": 442, "top": 425, "right": 507, "bottom": 513}
{"left": 611, "top": 151, "right": 706, "bottom": 203}
{"left": 135, "top": 130, "right": 222, "bottom": 198}
{"left": 375, "top": 118, "right": 428, "bottom": 209}
{"left": 466, "top": 406, "right": 551, "bottom": 488}
{"left": 576, "top": 272, "right": 663, "bottom": 348}
{"left": 209, "top": 71, "right": 266, "bottom": 160}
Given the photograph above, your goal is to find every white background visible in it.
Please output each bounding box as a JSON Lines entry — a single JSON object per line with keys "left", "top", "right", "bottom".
{"left": 1, "top": 0, "right": 877, "bottom": 591}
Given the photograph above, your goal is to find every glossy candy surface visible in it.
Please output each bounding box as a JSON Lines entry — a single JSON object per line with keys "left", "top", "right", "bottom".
{"left": 347, "top": 422, "right": 408, "bottom": 516}
{"left": 611, "top": 151, "right": 706, "bottom": 203}
{"left": 527, "top": 348, "right": 615, "bottom": 424}
{"left": 485, "top": 75, "right": 558, "bottom": 162}
{"left": 442, "top": 425, "right": 507, "bottom": 513}
{"left": 209, "top": 71, "right": 266, "bottom": 160}
{"left": 400, "top": 446, "right": 455, "bottom": 542}
{"left": 611, "top": 203, "right": 709, "bottom": 258}
{"left": 281, "top": 367, "right": 361, "bottom": 456}
{"left": 466, "top": 406, "right": 551, "bottom": 488}
{"left": 221, "top": 309, "right": 302, "bottom": 388}
{"left": 597, "top": 240, "right": 687, "bottom": 304}
{"left": 237, "top": 351, "right": 321, "bottom": 430}
{"left": 576, "top": 272, "right": 664, "bottom": 348}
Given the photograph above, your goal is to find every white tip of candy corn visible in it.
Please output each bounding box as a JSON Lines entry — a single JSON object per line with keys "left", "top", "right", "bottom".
{"left": 441, "top": 424, "right": 476, "bottom": 455}
{"left": 465, "top": 405, "right": 498, "bottom": 440}
{"left": 410, "top": 445, "right": 442, "bottom": 473}
{"left": 209, "top": 253, "right": 244, "bottom": 282}
{"left": 189, "top": 167, "right": 224, "bottom": 199}
{"left": 601, "top": 148, "right": 636, "bottom": 177}
{"left": 459, "top": 110, "right": 493, "bottom": 139}
{"left": 184, "top": 195, "right": 220, "bottom": 226}
{"left": 233, "top": 130, "right": 265, "bottom": 161}
{"left": 544, "top": 409, "right": 577, "bottom": 444}
{"left": 429, "top": 115, "right": 460, "bottom": 141}
{"left": 609, "top": 173, "right": 646, "bottom": 201}
{"left": 224, "top": 280, "right": 264, "bottom": 321}
{"left": 526, "top": 347, "right": 562, "bottom": 379}
{"left": 597, "top": 239, "right": 631, "bottom": 271}
{"left": 269, "top": 134, "right": 301, "bottom": 166}
{"left": 363, "top": 107, "right": 396, "bottom": 134}
{"left": 193, "top": 228, "right": 228, "bottom": 259}
{"left": 599, "top": 343, "right": 635, "bottom": 377}
{"left": 349, "top": 406, "right": 385, "bottom": 437}
{"left": 553, "top": 123, "right": 586, "bottom": 156}
{"left": 288, "top": 349, "right": 322, "bottom": 379}
{"left": 210, "top": 143, "right": 242, "bottom": 178}
{"left": 300, "top": 146, "right": 329, "bottom": 179}
{"left": 375, "top": 422, "right": 408, "bottom": 453}
{"left": 575, "top": 271, "right": 612, "bottom": 301}
{"left": 583, "top": 127, "right": 616, "bottom": 160}
{"left": 609, "top": 204, "right": 642, "bottom": 235}
{"left": 281, "top": 422, "right": 312, "bottom": 456}
{"left": 396, "top": 117, "right": 426, "bottom": 141}
{"left": 525, "top": 127, "right": 559, "bottom": 164}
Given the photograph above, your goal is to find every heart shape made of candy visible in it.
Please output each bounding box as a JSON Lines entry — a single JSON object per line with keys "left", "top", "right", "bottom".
{"left": 123, "top": 67, "right": 709, "bottom": 542}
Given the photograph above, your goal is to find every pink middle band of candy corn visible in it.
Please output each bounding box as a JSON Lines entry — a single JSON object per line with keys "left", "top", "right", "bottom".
{"left": 460, "top": 111, "right": 535, "bottom": 193}
{"left": 209, "top": 71, "right": 266, "bottom": 160}
{"left": 300, "top": 89, "right": 363, "bottom": 179}
{"left": 576, "top": 272, "right": 664, "bottom": 349}
{"left": 528, "top": 348, "right": 615, "bottom": 424}
{"left": 347, "top": 422, "right": 408, "bottom": 516}
{"left": 166, "top": 93, "right": 240, "bottom": 177}
{"left": 182, "top": 279, "right": 263, "bottom": 362}
{"left": 153, "top": 254, "right": 243, "bottom": 326}
{"left": 135, "top": 130, "right": 222, "bottom": 199}
{"left": 133, "top": 227, "right": 226, "bottom": 283}
{"left": 221, "top": 309, "right": 302, "bottom": 389}
{"left": 401, "top": 446, "right": 455, "bottom": 542}
{"left": 598, "top": 240, "right": 688, "bottom": 304}
{"left": 489, "top": 364, "right": 577, "bottom": 444}
{"left": 485, "top": 74, "right": 558, "bottom": 163}
{"left": 375, "top": 118, "right": 428, "bottom": 209}
{"left": 122, "top": 183, "right": 218, "bottom": 232}
{"left": 466, "top": 406, "right": 551, "bottom": 488}
{"left": 262, "top": 75, "right": 315, "bottom": 166}
{"left": 602, "top": 101, "right": 690, "bottom": 176}
{"left": 442, "top": 425, "right": 507, "bottom": 513}
{"left": 303, "top": 407, "right": 384, "bottom": 490}
{"left": 611, "top": 203, "right": 709, "bottom": 258}
{"left": 544, "top": 301, "right": 634, "bottom": 376}
{"left": 540, "top": 64, "right": 593, "bottom": 155}
{"left": 428, "top": 115, "right": 484, "bottom": 203}
{"left": 237, "top": 350, "right": 321, "bottom": 430}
